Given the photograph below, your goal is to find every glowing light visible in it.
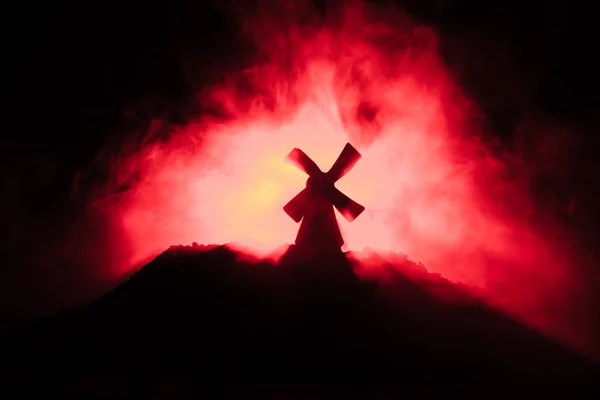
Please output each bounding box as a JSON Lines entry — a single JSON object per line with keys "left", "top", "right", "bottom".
{"left": 81, "top": 0, "right": 592, "bottom": 357}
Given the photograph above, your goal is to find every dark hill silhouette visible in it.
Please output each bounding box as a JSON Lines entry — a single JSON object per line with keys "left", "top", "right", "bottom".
{"left": 2, "top": 244, "right": 599, "bottom": 395}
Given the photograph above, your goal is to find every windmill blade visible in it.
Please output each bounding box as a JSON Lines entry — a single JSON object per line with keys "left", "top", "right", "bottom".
{"left": 285, "top": 148, "right": 322, "bottom": 177}
{"left": 327, "top": 142, "right": 361, "bottom": 182}
{"left": 323, "top": 186, "right": 365, "bottom": 222}
{"left": 283, "top": 189, "right": 307, "bottom": 223}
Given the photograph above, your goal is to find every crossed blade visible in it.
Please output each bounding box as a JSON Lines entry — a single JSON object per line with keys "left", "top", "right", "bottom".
{"left": 283, "top": 143, "right": 365, "bottom": 223}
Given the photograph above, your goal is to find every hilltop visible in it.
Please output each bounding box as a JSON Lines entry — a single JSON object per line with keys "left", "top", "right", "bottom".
{"left": 2, "top": 244, "right": 598, "bottom": 393}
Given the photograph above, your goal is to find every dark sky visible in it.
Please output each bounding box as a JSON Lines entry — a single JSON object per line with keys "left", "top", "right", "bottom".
{"left": 5, "top": 0, "right": 599, "bottom": 150}
{"left": 1, "top": 0, "right": 599, "bottom": 317}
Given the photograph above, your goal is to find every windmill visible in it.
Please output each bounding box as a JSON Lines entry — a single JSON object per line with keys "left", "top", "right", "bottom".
{"left": 283, "top": 143, "right": 365, "bottom": 254}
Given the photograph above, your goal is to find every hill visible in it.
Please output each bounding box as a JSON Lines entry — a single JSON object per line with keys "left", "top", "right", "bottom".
{"left": 2, "top": 244, "right": 598, "bottom": 394}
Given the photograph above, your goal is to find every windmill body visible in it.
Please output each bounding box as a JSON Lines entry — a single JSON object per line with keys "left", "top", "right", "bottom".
{"left": 283, "top": 143, "right": 365, "bottom": 254}
{"left": 295, "top": 182, "right": 344, "bottom": 251}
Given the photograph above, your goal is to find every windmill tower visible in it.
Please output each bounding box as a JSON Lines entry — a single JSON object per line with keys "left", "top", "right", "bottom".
{"left": 283, "top": 143, "right": 365, "bottom": 255}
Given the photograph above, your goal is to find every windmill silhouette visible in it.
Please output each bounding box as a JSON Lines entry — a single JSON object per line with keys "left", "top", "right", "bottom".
{"left": 283, "top": 143, "right": 365, "bottom": 254}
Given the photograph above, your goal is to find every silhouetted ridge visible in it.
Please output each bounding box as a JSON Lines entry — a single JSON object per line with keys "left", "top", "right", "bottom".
{"left": 3, "top": 244, "right": 599, "bottom": 388}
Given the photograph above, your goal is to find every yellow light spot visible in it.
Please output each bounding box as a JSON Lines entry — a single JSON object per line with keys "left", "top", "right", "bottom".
{"left": 248, "top": 180, "right": 283, "bottom": 208}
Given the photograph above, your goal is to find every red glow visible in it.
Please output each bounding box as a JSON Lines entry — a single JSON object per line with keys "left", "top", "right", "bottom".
{"left": 84, "top": 2, "right": 595, "bottom": 356}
